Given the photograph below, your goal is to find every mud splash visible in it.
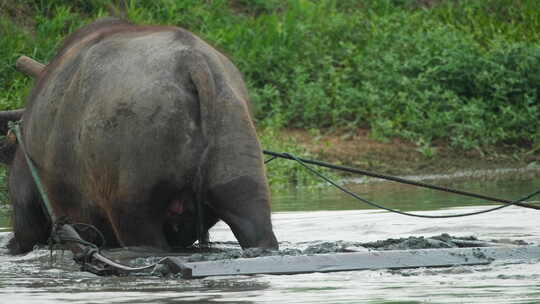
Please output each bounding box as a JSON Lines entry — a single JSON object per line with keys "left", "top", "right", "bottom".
{"left": 120, "top": 233, "right": 531, "bottom": 274}
{"left": 360, "top": 233, "right": 529, "bottom": 250}
{"left": 2, "top": 204, "right": 540, "bottom": 303}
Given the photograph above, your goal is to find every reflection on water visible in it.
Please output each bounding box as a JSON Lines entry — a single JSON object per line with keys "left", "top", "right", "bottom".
{"left": 272, "top": 175, "right": 540, "bottom": 212}
{"left": 1, "top": 173, "right": 540, "bottom": 303}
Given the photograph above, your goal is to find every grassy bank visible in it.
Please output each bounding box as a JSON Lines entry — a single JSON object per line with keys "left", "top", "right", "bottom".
{"left": 1, "top": 0, "right": 540, "bottom": 188}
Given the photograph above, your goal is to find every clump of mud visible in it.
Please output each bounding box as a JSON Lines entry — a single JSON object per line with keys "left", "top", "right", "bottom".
{"left": 360, "top": 233, "right": 490, "bottom": 250}
{"left": 303, "top": 241, "right": 361, "bottom": 254}
{"left": 183, "top": 240, "right": 371, "bottom": 262}
{"left": 132, "top": 233, "right": 509, "bottom": 267}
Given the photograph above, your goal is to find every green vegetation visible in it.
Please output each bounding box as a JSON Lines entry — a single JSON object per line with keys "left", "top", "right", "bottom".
{"left": 259, "top": 128, "right": 338, "bottom": 188}
{"left": 1, "top": 0, "right": 540, "bottom": 187}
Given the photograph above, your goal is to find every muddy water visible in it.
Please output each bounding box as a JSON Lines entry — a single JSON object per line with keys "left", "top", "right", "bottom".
{"left": 1, "top": 172, "right": 540, "bottom": 303}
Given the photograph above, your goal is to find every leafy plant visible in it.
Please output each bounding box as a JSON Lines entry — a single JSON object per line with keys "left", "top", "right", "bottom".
{"left": 2, "top": 0, "right": 540, "bottom": 188}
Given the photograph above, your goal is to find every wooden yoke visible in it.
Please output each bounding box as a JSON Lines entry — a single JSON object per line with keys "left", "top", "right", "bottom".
{"left": 16, "top": 56, "right": 45, "bottom": 78}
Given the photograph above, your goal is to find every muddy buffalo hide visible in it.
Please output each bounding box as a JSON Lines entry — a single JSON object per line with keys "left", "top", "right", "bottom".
{"left": 5, "top": 18, "right": 278, "bottom": 254}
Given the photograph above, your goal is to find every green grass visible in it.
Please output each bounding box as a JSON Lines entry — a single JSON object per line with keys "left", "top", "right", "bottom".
{"left": 1, "top": 0, "right": 540, "bottom": 186}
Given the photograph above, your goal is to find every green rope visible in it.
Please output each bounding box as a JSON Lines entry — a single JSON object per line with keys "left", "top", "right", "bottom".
{"left": 11, "top": 122, "right": 57, "bottom": 222}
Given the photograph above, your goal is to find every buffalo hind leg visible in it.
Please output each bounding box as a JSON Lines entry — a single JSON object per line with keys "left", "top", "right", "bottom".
{"left": 208, "top": 176, "right": 278, "bottom": 250}
{"left": 8, "top": 152, "right": 51, "bottom": 254}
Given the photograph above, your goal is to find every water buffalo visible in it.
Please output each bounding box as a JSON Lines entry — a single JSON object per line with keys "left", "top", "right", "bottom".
{"left": 2, "top": 18, "right": 278, "bottom": 253}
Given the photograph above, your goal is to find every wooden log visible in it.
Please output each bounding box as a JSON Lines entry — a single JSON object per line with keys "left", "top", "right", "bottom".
{"left": 16, "top": 56, "right": 45, "bottom": 78}
{"left": 0, "top": 109, "right": 24, "bottom": 123}
{"left": 164, "top": 246, "right": 540, "bottom": 278}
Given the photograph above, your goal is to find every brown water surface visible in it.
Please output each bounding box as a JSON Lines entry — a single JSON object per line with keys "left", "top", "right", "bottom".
{"left": 1, "top": 172, "right": 540, "bottom": 303}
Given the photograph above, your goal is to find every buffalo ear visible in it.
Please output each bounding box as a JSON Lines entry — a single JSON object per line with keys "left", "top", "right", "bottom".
{"left": 0, "top": 109, "right": 24, "bottom": 164}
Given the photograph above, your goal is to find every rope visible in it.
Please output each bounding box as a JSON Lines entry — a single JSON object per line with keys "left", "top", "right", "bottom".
{"left": 263, "top": 150, "right": 540, "bottom": 210}
{"left": 264, "top": 155, "right": 278, "bottom": 164}
{"left": 280, "top": 152, "right": 540, "bottom": 218}
{"left": 11, "top": 122, "right": 58, "bottom": 221}
{"left": 71, "top": 222, "right": 107, "bottom": 248}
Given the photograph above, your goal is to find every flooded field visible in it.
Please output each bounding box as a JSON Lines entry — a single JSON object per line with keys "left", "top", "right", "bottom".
{"left": 1, "top": 170, "right": 540, "bottom": 303}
